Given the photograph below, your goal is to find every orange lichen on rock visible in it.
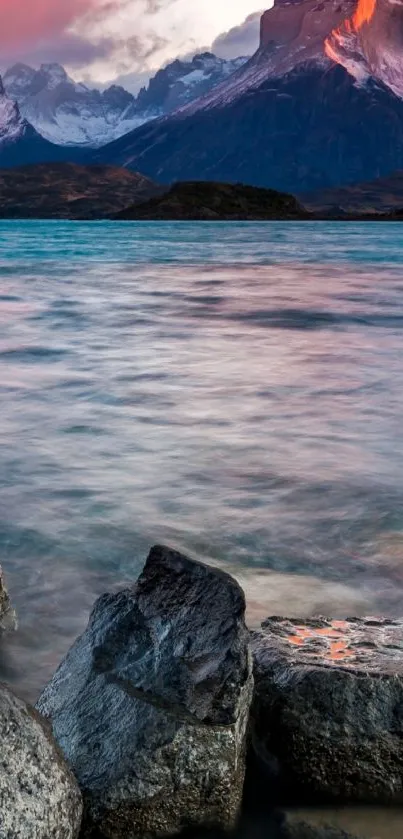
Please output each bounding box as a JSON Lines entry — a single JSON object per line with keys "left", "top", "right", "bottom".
{"left": 286, "top": 621, "right": 355, "bottom": 662}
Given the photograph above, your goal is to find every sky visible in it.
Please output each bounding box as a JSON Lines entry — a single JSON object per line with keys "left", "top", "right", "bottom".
{"left": 0, "top": 0, "right": 265, "bottom": 91}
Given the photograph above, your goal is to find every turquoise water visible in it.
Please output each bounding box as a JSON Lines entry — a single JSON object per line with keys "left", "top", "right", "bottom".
{"left": 1, "top": 220, "right": 403, "bottom": 701}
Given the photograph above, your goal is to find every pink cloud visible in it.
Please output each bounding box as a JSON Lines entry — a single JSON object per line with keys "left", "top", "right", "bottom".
{"left": 0, "top": 0, "right": 102, "bottom": 49}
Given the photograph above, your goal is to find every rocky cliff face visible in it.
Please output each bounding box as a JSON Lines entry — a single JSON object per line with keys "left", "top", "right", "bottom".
{"left": 325, "top": 0, "right": 403, "bottom": 98}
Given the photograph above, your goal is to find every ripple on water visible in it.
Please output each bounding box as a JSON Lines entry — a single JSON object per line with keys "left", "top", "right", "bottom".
{"left": 0, "top": 221, "right": 402, "bottom": 701}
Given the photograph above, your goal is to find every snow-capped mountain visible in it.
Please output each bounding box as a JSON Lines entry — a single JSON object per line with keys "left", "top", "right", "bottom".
{"left": 0, "top": 76, "right": 26, "bottom": 143}
{"left": 0, "top": 74, "right": 86, "bottom": 168}
{"left": 3, "top": 63, "right": 143, "bottom": 148}
{"left": 3, "top": 54, "right": 248, "bottom": 149}
{"left": 135, "top": 53, "right": 247, "bottom": 115}
{"left": 95, "top": 0, "right": 403, "bottom": 192}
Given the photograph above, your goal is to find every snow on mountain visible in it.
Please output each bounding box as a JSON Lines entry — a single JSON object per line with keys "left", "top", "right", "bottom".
{"left": 175, "top": 0, "right": 356, "bottom": 116}
{"left": 3, "top": 54, "right": 248, "bottom": 149}
{"left": 325, "top": 0, "right": 403, "bottom": 98}
{"left": 0, "top": 74, "right": 88, "bottom": 168}
{"left": 3, "top": 63, "right": 144, "bottom": 148}
{"left": 0, "top": 76, "right": 27, "bottom": 143}
{"left": 135, "top": 53, "right": 247, "bottom": 115}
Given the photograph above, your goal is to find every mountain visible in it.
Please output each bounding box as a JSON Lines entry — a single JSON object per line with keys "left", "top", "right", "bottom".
{"left": 0, "top": 76, "right": 86, "bottom": 168}
{"left": 94, "top": 0, "right": 403, "bottom": 193}
{"left": 3, "top": 63, "right": 143, "bottom": 148}
{"left": 115, "top": 181, "right": 307, "bottom": 220}
{"left": 301, "top": 171, "right": 403, "bottom": 214}
{"left": 3, "top": 55, "right": 247, "bottom": 149}
{"left": 325, "top": 0, "right": 403, "bottom": 98}
{"left": 0, "top": 163, "right": 160, "bottom": 219}
{"left": 134, "top": 53, "right": 247, "bottom": 115}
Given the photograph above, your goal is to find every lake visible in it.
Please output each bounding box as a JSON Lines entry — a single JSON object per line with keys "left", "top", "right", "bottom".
{"left": 0, "top": 219, "right": 403, "bottom": 702}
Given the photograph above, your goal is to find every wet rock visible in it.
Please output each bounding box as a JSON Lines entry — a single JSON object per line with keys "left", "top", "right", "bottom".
{"left": 276, "top": 809, "right": 360, "bottom": 839}
{"left": 0, "top": 564, "right": 17, "bottom": 631}
{"left": 37, "top": 545, "right": 253, "bottom": 838}
{"left": 0, "top": 681, "right": 82, "bottom": 838}
{"left": 276, "top": 806, "right": 403, "bottom": 839}
{"left": 251, "top": 617, "right": 403, "bottom": 805}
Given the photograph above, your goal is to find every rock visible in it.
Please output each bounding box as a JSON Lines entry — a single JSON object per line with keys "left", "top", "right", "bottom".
{"left": 37, "top": 545, "right": 253, "bottom": 838}
{"left": 0, "top": 681, "right": 82, "bottom": 838}
{"left": 275, "top": 806, "right": 403, "bottom": 839}
{"left": 251, "top": 617, "right": 403, "bottom": 805}
{"left": 0, "top": 564, "right": 17, "bottom": 631}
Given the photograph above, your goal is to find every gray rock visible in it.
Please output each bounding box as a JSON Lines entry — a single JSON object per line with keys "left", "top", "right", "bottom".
{"left": 251, "top": 617, "right": 403, "bottom": 805}
{"left": 277, "top": 810, "right": 360, "bottom": 839}
{"left": 0, "top": 565, "right": 17, "bottom": 631}
{"left": 0, "top": 681, "right": 82, "bottom": 838}
{"left": 37, "top": 545, "right": 253, "bottom": 838}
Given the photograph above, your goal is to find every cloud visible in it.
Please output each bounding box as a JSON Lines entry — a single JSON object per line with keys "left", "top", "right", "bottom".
{"left": 211, "top": 11, "right": 262, "bottom": 59}
{"left": 0, "top": 0, "right": 261, "bottom": 89}
{"left": 0, "top": 0, "right": 102, "bottom": 49}
{"left": 0, "top": 0, "right": 172, "bottom": 80}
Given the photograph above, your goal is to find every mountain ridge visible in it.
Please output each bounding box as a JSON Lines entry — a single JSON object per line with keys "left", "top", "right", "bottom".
{"left": 92, "top": 0, "right": 403, "bottom": 192}
{"left": 3, "top": 54, "right": 247, "bottom": 149}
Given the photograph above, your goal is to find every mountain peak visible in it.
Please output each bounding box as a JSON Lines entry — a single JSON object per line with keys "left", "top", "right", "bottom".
{"left": 0, "top": 75, "right": 27, "bottom": 143}
{"left": 325, "top": 0, "right": 403, "bottom": 97}
{"left": 38, "top": 63, "right": 70, "bottom": 88}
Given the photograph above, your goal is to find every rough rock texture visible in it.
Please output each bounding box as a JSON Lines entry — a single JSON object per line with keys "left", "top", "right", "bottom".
{"left": 0, "top": 564, "right": 17, "bottom": 631}
{"left": 276, "top": 806, "right": 403, "bottom": 839}
{"left": 325, "top": 0, "right": 403, "bottom": 99}
{"left": 0, "top": 682, "right": 82, "bottom": 838}
{"left": 251, "top": 617, "right": 403, "bottom": 805}
{"left": 37, "top": 545, "right": 253, "bottom": 838}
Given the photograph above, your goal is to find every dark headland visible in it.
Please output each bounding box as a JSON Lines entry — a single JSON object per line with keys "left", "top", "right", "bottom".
{"left": 114, "top": 180, "right": 309, "bottom": 221}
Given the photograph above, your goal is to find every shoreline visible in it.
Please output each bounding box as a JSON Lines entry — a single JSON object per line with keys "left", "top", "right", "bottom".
{"left": 1, "top": 548, "right": 403, "bottom": 838}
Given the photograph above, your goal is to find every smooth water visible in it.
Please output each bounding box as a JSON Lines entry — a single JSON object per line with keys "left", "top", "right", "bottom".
{"left": 1, "top": 220, "right": 403, "bottom": 702}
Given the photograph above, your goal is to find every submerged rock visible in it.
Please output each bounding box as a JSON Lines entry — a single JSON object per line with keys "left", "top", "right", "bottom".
{"left": 251, "top": 617, "right": 403, "bottom": 805}
{"left": 0, "top": 682, "right": 82, "bottom": 838}
{"left": 37, "top": 545, "right": 253, "bottom": 838}
{"left": 0, "top": 564, "right": 17, "bottom": 631}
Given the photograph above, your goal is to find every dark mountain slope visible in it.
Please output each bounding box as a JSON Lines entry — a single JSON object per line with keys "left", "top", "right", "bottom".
{"left": 301, "top": 170, "right": 403, "bottom": 213}
{"left": 95, "top": 63, "right": 403, "bottom": 193}
{"left": 0, "top": 123, "right": 87, "bottom": 169}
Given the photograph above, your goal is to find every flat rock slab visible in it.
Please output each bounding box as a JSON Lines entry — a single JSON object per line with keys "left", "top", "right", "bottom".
{"left": 37, "top": 545, "right": 253, "bottom": 838}
{"left": 0, "top": 682, "right": 82, "bottom": 838}
{"left": 251, "top": 617, "right": 403, "bottom": 804}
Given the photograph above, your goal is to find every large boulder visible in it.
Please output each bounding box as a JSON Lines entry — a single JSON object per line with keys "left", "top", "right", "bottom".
{"left": 37, "top": 545, "right": 253, "bottom": 838}
{"left": 0, "top": 681, "right": 82, "bottom": 838}
{"left": 251, "top": 617, "right": 403, "bottom": 805}
{"left": 0, "top": 564, "right": 16, "bottom": 631}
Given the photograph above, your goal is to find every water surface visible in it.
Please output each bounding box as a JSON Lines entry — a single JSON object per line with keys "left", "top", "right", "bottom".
{"left": 0, "top": 220, "right": 402, "bottom": 701}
